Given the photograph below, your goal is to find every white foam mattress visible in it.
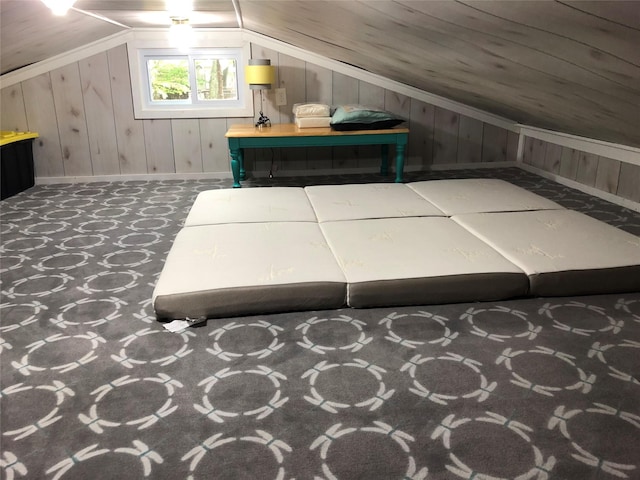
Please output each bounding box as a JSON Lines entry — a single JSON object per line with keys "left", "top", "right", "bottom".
{"left": 305, "top": 183, "right": 444, "bottom": 222}
{"left": 320, "top": 217, "right": 529, "bottom": 307}
{"left": 184, "top": 187, "right": 317, "bottom": 226}
{"left": 409, "top": 178, "right": 564, "bottom": 215}
{"left": 153, "top": 180, "right": 640, "bottom": 320}
{"left": 453, "top": 209, "right": 640, "bottom": 296}
{"left": 153, "top": 222, "right": 346, "bottom": 319}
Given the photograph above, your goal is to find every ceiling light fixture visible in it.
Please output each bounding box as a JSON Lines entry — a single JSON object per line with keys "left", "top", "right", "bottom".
{"left": 166, "top": 0, "right": 194, "bottom": 51}
{"left": 41, "top": 0, "right": 77, "bottom": 16}
{"left": 169, "top": 17, "right": 194, "bottom": 51}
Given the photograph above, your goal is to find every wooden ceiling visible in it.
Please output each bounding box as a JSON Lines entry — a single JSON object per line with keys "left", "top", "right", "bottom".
{"left": 1, "top": 0, "right": 639, "bottom": 148}
{"left": 0, "top": 0, "right": 238, "bottom": 74}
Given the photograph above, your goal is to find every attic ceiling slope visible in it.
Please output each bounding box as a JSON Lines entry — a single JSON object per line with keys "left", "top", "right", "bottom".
{"left": 240, "top": 0, "right": 640, "bottom": 148}
{"left": 1, "top": 0, "right": 639, "bottom": 149}
{"left": 0, "top": 0, "right": 124, "bottom": 74}
{"left": 0, "top": 0, "right": 238, "bottom": 74}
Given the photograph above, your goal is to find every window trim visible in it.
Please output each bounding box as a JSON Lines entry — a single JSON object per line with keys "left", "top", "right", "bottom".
{"left": 128, "top": 31, "right": 253, "bottom": 119}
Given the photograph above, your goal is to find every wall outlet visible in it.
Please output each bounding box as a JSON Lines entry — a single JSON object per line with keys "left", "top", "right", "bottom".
{"left": 275, "top": 88, "right": 287, "bottom": 106}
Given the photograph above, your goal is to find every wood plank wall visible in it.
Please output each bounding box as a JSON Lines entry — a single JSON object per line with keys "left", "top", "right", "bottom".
{"left": 522, "top": 136, "right": 640, "bottom": 203}
{"left": 3, "top": 41, "right": 516, "bottom": 183}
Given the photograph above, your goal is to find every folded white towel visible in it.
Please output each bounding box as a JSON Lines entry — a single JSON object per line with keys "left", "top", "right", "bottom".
{"left": 295, "top": 116, "right": 332, "bottom": 128}
{"left": 292, "top": 103, "right": 331, "bottom": 118}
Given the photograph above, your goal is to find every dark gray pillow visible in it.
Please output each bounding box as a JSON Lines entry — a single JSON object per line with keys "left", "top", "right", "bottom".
{"left": 330, "top": 105, "right": 405, "bottom": 131}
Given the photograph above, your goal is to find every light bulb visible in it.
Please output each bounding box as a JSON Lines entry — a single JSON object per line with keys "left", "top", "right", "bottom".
{"left": 42, "top": 0, "right": 77, "bottom": 16}
{"left": 169, "top": 19, "right": 194, "bottom": 51}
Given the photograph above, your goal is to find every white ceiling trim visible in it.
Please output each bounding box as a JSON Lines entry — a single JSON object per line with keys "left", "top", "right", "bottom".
{"left": 231, "top": 0, "right": 243, "bottom": 29}
{"left": 71, "top": 7, "right": 132, "bottom": 28}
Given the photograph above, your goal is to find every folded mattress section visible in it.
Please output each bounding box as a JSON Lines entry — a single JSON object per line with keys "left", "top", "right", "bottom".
{"left": 452, "top": 209, "right": 640, "bottom": 296}
{"left": 408, "top": 178, "right": 564, "bottom": 215}
{"left": 153, "top": 222, "right": 347, "bottom": 319}
{"left": 320, "top": 217, "right": 529, "bottom": 308}
{"left": 305, "top": 183, "right": 445, "bottom": 222}
{"left": 184, "top": 187, "right": 318, "bottom": 226}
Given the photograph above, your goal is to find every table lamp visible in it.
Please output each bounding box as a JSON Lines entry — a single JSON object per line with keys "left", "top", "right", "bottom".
{"left": 246, "top": 59, "right": 275, "bottom": 127}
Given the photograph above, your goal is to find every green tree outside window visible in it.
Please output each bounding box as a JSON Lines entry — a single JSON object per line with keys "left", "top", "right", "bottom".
{"left": 147, "top": 59, "right": 190, "bottom": 101}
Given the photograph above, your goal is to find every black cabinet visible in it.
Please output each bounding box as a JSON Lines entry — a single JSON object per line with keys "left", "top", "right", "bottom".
{"left": 1, "top": 132, "right": 38, "bottom": 200}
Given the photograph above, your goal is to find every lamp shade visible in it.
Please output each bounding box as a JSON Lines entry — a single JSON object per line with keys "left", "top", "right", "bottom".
{"left": 246, "top": 59, "right": 275, "bottom": 90}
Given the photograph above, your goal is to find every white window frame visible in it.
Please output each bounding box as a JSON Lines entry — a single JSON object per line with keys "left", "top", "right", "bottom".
{"left": 128, "top": 30, "right": 253, "bottom": 119}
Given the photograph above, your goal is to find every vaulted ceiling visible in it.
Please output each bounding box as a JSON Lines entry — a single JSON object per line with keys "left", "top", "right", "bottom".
{"left": 1, "top": 0, "right": 639, "bottom": 147}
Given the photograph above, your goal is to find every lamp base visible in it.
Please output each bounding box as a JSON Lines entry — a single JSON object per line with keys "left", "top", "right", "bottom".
{"left": 255, "top": 112, "right": 272, "bottom": 128}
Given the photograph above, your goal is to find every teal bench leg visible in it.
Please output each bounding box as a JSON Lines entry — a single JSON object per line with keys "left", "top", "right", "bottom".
{"left": 395, "top": 143, "right": 405, "bottom": 183}
{"left": 230, "top": 148, "right": 242, "bottom": 188}
{"left": 239, "top": 149, "right": 246, "bottom": 181}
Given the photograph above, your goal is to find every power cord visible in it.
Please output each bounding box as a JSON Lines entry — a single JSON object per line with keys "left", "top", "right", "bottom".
{"left": 268, "top": 148, "right": 276, "bottom": 179}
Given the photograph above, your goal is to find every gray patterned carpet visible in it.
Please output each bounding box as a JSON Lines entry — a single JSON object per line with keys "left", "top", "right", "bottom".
{"left": 1, "top": 168, "right": 639, "bottom": 480}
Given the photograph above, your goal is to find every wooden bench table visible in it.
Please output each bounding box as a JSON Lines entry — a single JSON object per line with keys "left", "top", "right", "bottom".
{"left": 225, "top": 123, "right": 409, "bottom": 188}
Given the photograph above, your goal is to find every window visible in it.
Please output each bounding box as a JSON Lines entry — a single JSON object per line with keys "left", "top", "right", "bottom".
{"left": 144, "top": 51, "right": 239, "bottom": 105}
{"left": 128, "top": 34, "right": 252, "bottom": 119}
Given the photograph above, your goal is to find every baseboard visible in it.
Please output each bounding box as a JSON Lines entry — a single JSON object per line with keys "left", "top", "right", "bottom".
{"left": 257, "top": 161, "right": 518, "bottom": 178}
{"left": 35, "top": 161, "right": 518, "bottom": 185}
{"left": 427, "top": 161, "right": 517, "bottom": 171}
{"left": 37, "top": 162, "right": 639, "bottom": 213}
{"left": 519, "top": 163, "right": 640, "bottom": 213}
{"left": 35, "top": 172, "right": 234, "bottom": 185}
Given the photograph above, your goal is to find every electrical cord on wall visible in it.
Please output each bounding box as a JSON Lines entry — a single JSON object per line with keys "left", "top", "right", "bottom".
{"left": 268, "top": 148, "right": 276, "bottom": 179}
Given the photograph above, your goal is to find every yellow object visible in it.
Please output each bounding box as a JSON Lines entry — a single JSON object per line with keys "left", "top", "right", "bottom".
{"left": 0, "top": 130, "right": 39, "bottom": 147}
{"left": 245, "top": 64, "right": 275, "bottom": 87}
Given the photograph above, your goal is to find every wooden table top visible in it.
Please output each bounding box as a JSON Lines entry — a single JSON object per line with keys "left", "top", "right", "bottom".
{"left": 225, "top": 123, "right": 409, "bottom": 138}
